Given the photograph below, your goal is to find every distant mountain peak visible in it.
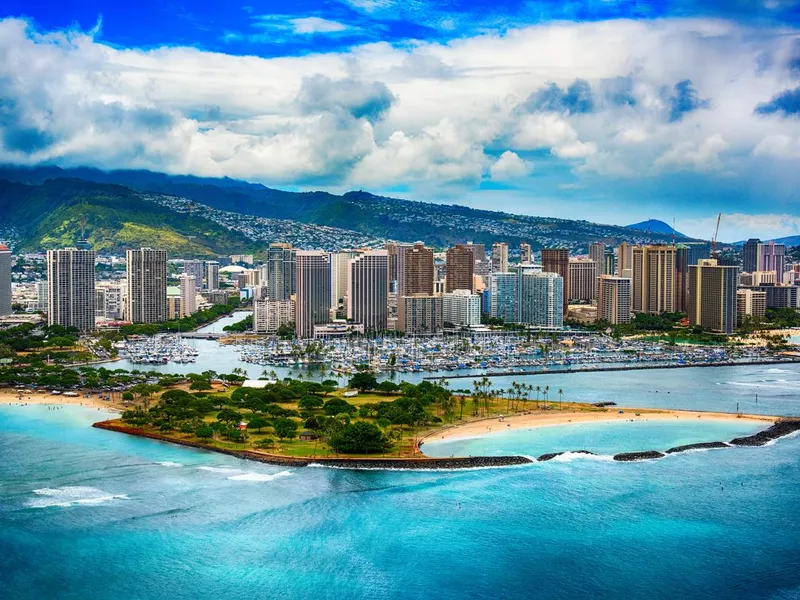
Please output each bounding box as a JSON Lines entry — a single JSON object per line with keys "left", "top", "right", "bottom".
{"left": 626, "top": 219, "right": 686, "bottom": 238}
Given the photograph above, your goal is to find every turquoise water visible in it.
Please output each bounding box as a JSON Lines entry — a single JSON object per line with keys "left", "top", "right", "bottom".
{"left": 422, "top": 419, "right": 766, "bottom": 458}
{"left": 2, "top": 367, "right": 800, "bottom": 599}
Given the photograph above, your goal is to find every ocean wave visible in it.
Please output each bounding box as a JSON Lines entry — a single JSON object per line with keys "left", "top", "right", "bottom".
{"left": 157, "top": 461, "right": 182, "bottom": 468}
{"left": 227, "top": 470, "right": 292, "bottom": 482}
{"left": 762, "top": 368, "right": 795, "bottom": 374}
{"left": 27, "top": 486, "right": 129, "bottom": 508}
{"left": 197, "top": 466, "right": 238, "bottom": 473}
{"left": 548, "top": 452, "right": 614, "bottom": 463}
{"left": 306, "top": 462, "right": 533, "bottom": 473}
{"left": 724, "top": 380, "right": 797, "bottom": 390}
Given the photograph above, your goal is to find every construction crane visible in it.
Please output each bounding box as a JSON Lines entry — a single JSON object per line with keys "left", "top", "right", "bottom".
{"left": 711, "top": 213, "right": 722, "bottom": 258}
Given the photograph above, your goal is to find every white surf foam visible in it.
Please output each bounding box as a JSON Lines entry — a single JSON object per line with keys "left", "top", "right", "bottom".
{"left": 157, "top": 461, "right": 182, "bottom": 468}
{"left": 227, "top": 470, "right": 292, "bottom": 482}
{"left": 27, "top": 486, "right": 129, "bottom": 508}
{"left": 197, "top": 466, "right": 238, "bottom": 473}
{"left": 549, "top": 452, "right": 614, "bottom": 463}
{"left": 763, "top": 368, "right": 794, "bottom": 374}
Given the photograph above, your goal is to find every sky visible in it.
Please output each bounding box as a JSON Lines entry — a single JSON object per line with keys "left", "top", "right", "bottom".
{"left": 1, "top": 1, "right": 800, "bottom": 240}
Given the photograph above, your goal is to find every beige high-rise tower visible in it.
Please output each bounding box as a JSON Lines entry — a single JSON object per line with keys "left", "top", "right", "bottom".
{"left": 632, "top": 245, "right": 677, "bottom": 315}
{"left": 295, "top": 251, "right": 331, "bottom": 339}
{"left": 126, "top": 248, "right": 168, "bottom": 324}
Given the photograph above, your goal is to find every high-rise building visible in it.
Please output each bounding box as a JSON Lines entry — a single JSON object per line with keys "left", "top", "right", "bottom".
{"left": 179, "top": 274, "right": 197, "bottom": 317}
{"left": 36, "top": 280, "right": 48, "bottom": 312}
{"left": 126, "top": 248, "right": 168, "bottom": 324}
{"left": 446, "top": 245, "right": 475, "bottom": 292}
{"left": 385, "top": 242, "right": 400, "bottom": 292}
{"left": 541, "top": 248, "right": 569, "bottom": 315}
{"left": 589, "top": 243, "right": 605, "bottom": 267}
{"left": 0, "top": 243, "right": 11, "bottom": 316}
{"left": 204, "top": 261, "right": 220, "bottom": 292}
{"left": 632, "top": 245, "right": 676, "bottom": 314}
{"left": 443, "top": 289, "right": 481, "bottom": 328}
{"left": 96, "top": 282, "right": 124, "bottom": 320}
{"left": 331, "top": 250, "right": 359, "bottom": 312}
{"left": 737, "top": 289, "right": 767, "bottom": 324}
{"left": 785, "top": 263, "right": 800, "bottom": 285}
{"left": 603, "top": 250, "right": 616, "bottom": 276}
{"left": 469, "top": 243, "right": 490, "bottom": 279}
{"left": 674, "top": 246, "right": 690, "bottom": 314}
{"left": 491, "top": 243, "right": 509, "bottom": 273}
{"left": 688, "top": 259, "right": 739, "bottom": 334}
{"left": 397, "top": 242, "right": 434, "bottom": 297}
{"left": 740, "top": 271, "right": 777, "bottom": 286}
{"left": 568, "top": 258, "right": 598, "bottom": 302}
{"left": 742, "top": 239, "right": 761, "bottom": 274}
{"left": 759, "top": 241, "right": 786, "bottom": 283}
{"left": 597, "top": 276, "right": 632, "bottom": 324}
{"left": 253, "top": 299, "right": 295, "bottom": 334}
{"left": 519, "top": 243, "right": 532, "bottom": 264}
{"left": 267, "top": 243, "right": 296, "bottom": 301}
{"left": 518, "top": 270, "right": 563, "bottom": 328}
{"left": 348, "top": 250, "right": 388, "bottom": 333}
{"left": 397, "top": 295, "right": 443, "bottom": 334}
{"left": 295, "top": 251, "right": 331, "bottom": 339}
{"left": 47, "top": 248, "right": 96, "bottom": 331}
{"left": 183, "top": 259, "right": 204, "bottom": 290}
{"left": 617, "top": 242, "right": 634, "bottom": 278}
{"left": 490, "top": 272, "right": 518, "bottom": 322}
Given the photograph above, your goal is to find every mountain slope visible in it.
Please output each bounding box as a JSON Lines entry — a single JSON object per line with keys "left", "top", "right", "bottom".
{"left": 0, "top": 165, "right": 703, "bottom": 251}
{"left": 0, "top": 178, "right": 257, "bottom": 257}
{"left": 626, "top": 219, "right": 686, "bottom": 238}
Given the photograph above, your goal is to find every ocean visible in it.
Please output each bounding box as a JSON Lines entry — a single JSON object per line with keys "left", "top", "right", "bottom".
{"left": 1, "top": 364, "right": 800, "bottom": 599}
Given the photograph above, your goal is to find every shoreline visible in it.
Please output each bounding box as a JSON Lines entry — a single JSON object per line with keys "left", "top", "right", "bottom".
{"left": 0, "top": 389, "right": 125, "bottom": 412}
{"left": 425, "top": 358, "right": 800, "bottom": 380}
{"left": 420, "top": 408, "right": 776, "bottom": 445}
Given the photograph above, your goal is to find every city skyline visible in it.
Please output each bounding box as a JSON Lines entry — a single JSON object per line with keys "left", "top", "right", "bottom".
{"left": 1, "top": 4, "right": 800, "bottom": 240}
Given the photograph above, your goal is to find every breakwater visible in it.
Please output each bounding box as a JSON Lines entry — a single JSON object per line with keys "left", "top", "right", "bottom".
{"left": 730, "top": 419, "right": 800, "bottom": 446}
{"left": 426, "top": 358, "right": 800, "bottom": 380}
{"left": 666, "top": 441, "right": 730, "bottom": 453}
{"left": 91, "top": 421, "right": 533, "bottom": 470}
{"left": 614, "top": 450, "right": 665, "bottom": 461}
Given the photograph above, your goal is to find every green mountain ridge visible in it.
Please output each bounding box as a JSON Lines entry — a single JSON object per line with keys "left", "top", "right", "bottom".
{"left": 0, "top": 178, "right": 257, "bottom": 257}
{"left": 0, "top": 165, "right": 706, "bottom": 252}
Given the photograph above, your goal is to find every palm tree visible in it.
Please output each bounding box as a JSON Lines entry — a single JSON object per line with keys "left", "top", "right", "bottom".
{"left": 535, "top": 385, "right": 541, "bottom": 409}
{"left": 558, "top": 388, "right": 564, "bottom": 411}
{"left": 544, "top": 385, "right": 550, "bottom": 406}
{"left": 459, "top": 395, "right": 466, "bottom": 421}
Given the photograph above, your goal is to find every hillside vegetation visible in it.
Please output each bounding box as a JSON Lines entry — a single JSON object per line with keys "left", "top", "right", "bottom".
{"left": 0, "top": 178, "right": 257, "bottom": 256}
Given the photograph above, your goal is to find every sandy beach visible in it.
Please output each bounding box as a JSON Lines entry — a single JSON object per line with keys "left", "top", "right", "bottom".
{"left": 423, "top": 407, "right": 775, "bottom": 444}
{"left": 0, "top": 389, "right": 126, "bottom": 412}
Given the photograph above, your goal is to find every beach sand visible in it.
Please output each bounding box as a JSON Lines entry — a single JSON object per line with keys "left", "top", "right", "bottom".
{"left": 0, "top": 389, "right": 126, "bottom": 412}
{"left": 424, "top": 407, "right": 775, "bottom": 444}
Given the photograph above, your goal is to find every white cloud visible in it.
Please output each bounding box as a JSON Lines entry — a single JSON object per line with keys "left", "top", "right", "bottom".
{"left": 490, "top": 150, "right": 532, "bottom": 180}
{"left": 552, "top": 140, "right": 597, "bottom": 159}
{"left": 1, "top": 15, "right": 800, "bottom": 218}
{"left": 679, "top": 213, "right": 800, "bottom": 241}
{"left": 290, "top": 17, "right": 350, "bottom": 34}
{"left": 653, "top": 134, "right": 729, "bottom": 173}
{"left": 752, "top": 134, "right": 800, "bottom": 159}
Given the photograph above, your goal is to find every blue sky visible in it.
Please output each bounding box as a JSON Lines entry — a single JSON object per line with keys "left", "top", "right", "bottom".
{"left": 2, "top": 1, "right": 800, "bottom": 239}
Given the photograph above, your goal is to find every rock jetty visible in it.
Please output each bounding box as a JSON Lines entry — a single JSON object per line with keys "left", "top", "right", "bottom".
{"left": 613, "top": 450, "right": 665, "bottom": 462}
{"left": 665, "top": 441, "right": 729, "bottom": 454}
{"left": 537, "top": 450, "right": 595, "bottom": 461}
{"left": 729, "top": 419, "right": 800, "bottom": 447}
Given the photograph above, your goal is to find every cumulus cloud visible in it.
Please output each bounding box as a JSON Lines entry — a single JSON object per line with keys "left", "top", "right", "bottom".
{"left": 296, "top": 75, "right": 395, "bottom": 122}
{"left": 679, "top": 213, "right": 800, "bottom": 241}
{"left": 654, "top": 134, "right": 729, "bottom": 172}
{"left": 1, "top": 15, "right": 800, "bottom": 218}
{"left": 490, "top": 151, "right": 532, "bottom": 180}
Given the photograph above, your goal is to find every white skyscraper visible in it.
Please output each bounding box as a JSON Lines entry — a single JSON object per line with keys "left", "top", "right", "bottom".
{"left": 443, "top": 289, "right": 481, "bottom": 328}
{"left": 179, "top": 274, "right": 197, "bottom": 317}
{"left": 47, "top": 248, "right": 96, "bottom": 331}
{"left": 204, "top": 261, "right": 220, "bottom": 292}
